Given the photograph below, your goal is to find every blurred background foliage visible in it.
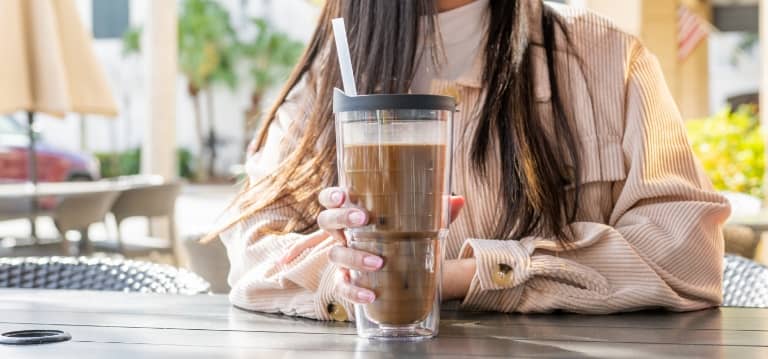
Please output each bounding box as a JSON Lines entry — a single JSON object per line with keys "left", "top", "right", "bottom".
{"left": 121, "top": 0, "right": 305, "bottom": 181}
{"left": 240, "top": 17, "right": 305, "bottom": 141}
{"left": 241, "top": 18, "right": 303, "bottom": 92}
{"left": 121, "top": 26, "right": 141, "bottom": 56}
{"left": 686, "top": 105, "right": 764, "bottom": 197}
{"left": 96, "top": 148, "right": 195, "bottom": 180}
{"left": 177, "top": 0, "right": 239, "bottom": 91}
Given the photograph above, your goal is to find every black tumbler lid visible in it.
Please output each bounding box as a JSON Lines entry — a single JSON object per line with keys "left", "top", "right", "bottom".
{"left": 333, "top": 88, "right": 456, "bottom": 113}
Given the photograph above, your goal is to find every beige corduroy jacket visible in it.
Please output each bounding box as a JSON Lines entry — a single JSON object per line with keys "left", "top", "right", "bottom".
{"left": 220, "top": 3, "right": 731, "bottom": 321}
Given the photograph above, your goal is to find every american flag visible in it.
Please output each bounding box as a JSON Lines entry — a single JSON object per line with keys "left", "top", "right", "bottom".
{"left": 677, "top": 4, "right": 712, "bottom": 62}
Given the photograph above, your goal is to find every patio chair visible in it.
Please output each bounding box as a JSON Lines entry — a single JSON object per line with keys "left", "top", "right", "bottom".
{"left": 723, "top": 225, "right": 760, "bottom": 259}
{"left": 52, "top": 191, "right": 120, "bottom": 255}
{"left": 0, "top": 198, "right": 56, "bottom": 241}
{"left": 0, "top": 198, "right": 34, "bottom": 221}
{"left": 104, "top": 182, "right": 182, "bottom": 263}
{"left": 180, "top": 233, "right": 230, "bottom": 294}
{"left": 0, "top": 256, "right": 209, "bottom": 294}
{"left": 723, "top": 254, "right": 768, "bottom": 308}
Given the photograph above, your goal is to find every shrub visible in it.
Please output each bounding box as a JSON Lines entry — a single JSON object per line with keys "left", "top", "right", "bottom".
{"left": 685, "top": 105, "right": 763, "bottom": 198}
{"left": 95, "top": 148, "right": 196, "bottom": 180}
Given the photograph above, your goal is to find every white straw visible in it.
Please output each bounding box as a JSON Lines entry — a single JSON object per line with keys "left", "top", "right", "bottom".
{"left": 331, "top": 18, "right": 358, "bottom": 96}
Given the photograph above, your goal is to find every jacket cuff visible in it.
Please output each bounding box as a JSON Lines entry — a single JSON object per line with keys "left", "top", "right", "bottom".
{"left": 458, "top": 238, "right": 533, "bottom": 291}
{"left": 459, "top": 274, "right": 524, "bottom": 312}
{"left": 315, "top": 263, "right": 355, "bottom": 322}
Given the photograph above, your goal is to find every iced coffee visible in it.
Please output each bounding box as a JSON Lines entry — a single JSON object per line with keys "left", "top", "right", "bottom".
{"left": 333, "top": 89, "right": 455, "bottom": 340}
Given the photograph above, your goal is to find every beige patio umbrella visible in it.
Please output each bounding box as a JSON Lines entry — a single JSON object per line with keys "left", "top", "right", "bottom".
{"left": 0, "top": 0, "right": 118, "bottom": 183}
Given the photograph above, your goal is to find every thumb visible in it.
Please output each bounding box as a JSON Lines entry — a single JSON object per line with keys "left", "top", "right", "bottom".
{"left": 449, "top": 195, "right": 465, "bottom": 223}
{"left": 280, "top": 230, "right": 330, "bottom": 264}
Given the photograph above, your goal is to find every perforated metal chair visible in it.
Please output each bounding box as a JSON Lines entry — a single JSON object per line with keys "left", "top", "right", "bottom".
{"left": 0, "top": 256, "right": 210, "bottom": 295}
{"left": 723, "top": 254, "right": 768, "bottom": 308}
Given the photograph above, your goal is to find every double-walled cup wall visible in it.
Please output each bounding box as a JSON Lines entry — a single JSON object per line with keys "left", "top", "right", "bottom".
{"left": 333, "top": 89, "right": 455, "bottom": 341}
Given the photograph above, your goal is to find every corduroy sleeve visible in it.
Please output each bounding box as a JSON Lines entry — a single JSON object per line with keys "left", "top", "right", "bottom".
{"left": 220, "top": 83, "right": 353, "bottom": 321}
{"left": 458, "top": 47, "right": 731, "bottom": 314}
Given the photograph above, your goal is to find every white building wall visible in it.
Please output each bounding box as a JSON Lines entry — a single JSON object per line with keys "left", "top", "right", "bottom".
{"left": 708, "top": 32, "right": 761, "bottom": 113}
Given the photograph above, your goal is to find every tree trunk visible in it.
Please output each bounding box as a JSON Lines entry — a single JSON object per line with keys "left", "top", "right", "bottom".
{"left": 205, "top": 89, "right": 217, "bottom": 179}
{"left": 190, "top": 84, "right": 208, "bottom": 182}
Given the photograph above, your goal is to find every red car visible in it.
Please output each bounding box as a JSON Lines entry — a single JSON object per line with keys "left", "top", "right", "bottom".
{"left": 0, "top": 116, "right": 100, "bottom": 183}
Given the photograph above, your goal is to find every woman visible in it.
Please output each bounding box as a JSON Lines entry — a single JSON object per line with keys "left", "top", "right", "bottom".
{"left": 215, "top": 0, "right": 731, "bottom": 321}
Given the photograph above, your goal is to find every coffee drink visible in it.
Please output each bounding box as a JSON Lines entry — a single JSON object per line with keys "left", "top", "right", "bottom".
{"left": 350, "top": 236, "right": 440, "bottom": 325}
{"left": 342, "top": 143, "right": 447, "bottom": 325}
{"left": 333, "top": 89, "right": 455, "bottom": 339}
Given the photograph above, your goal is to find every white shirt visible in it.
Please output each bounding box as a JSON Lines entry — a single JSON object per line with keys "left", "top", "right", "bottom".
{"left": 410, "top": 0, "right": 489, "bottom": 94}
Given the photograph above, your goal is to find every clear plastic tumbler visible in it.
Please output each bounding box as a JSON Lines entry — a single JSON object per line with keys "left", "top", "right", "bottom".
{"left": 333, "top": 89, "right": 455, "bottom": 340}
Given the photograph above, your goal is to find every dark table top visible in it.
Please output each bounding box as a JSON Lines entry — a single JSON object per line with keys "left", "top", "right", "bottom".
{"left": 0, "top": 289, "right": 766, "bottom": 358}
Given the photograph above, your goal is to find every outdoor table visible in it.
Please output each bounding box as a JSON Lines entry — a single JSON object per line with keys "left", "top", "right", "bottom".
{"left": 0, "top": 289, "right": 766, "bottom": 358}
{"left": 0, "top": 176, "right": 165, "bottom": 199}
{"left": 0, "top": 182, "right": 118, "bottom": 199}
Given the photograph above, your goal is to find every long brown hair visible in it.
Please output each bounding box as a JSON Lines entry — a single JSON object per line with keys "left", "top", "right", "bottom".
{"left": 211, "top": 0, "right": 581, "bottom": 242}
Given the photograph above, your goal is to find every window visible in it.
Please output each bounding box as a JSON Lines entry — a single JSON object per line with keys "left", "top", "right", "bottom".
{"left": 92, "top": 0, "right": 130, "bottom": 39}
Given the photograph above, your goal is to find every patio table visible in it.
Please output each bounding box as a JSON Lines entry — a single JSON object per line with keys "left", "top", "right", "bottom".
{"left": 0, "top": 177, "right": 166, "bottom": 239}
{"left": 0, "top": 176, "right": 165, "bottom": 199}
{"left": 0, "top": 289, "right": 766, "bottom": 358}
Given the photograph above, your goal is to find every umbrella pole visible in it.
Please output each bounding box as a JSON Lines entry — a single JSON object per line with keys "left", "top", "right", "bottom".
{"left": 27, "top": 111, "right": 38, "bottom": 240}
{"left": 27, "top": 111, "right": 38, "bottom": 184}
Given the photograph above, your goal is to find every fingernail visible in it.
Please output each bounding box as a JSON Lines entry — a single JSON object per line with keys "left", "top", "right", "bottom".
{"left": 363, "top": 255, "right": 383, "bottom": 269}
{"left": 348, "top": 211, "right": 366, "bottom": 226}
{"left": 357, "top": 290, "right": 375, "bottom": 303}
{"left": 330, "top": 191, "right": 344, "bottom": 205}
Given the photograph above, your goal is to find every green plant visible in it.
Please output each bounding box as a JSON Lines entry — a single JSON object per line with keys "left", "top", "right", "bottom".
{"left": 240, "top": 18, "right": 305, "bottom": 144}
{"left": 178, "top": 0, "right": 239, "bottom": 181}
{"left": 738, "top": 33, "right": 759, "bottom": 53}
{"left": 177, "top": 148, "right": 195, "bottom": 179}
{"left": 241, "top": 19, "right": 304, "bottom": 95}
{"left": 120, "top": 3, "right": 305, "bottom": 177}
{"left": 122, "top": 27, "right": 142, "bottom": 57}
{"left": 95, "top": 148, "right": 196, "bottom": 180}
{"left": 686, "top": 105, "right": 764, "bottom": 197}
{"left": 95, "top": 149, "right": 140, "bottom": 178}
{"left": 730, "top": 32, "right": 760, "bottom": 66}
{"left": 122, "top": 0, "right": 239, "bottom": 180}
{"left": 178, "top": 0, "right": 238, "bottom": 91}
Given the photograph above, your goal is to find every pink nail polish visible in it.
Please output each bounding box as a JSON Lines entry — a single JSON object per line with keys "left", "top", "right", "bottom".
{"left": 363, "top": 256, "right": 383, "bottom": 269}
{"left": 348, "top": 211, "right": 366, "bottom": 226}
{"left": 330, "top": 191, "right": 344, "bottom": 204}
{"left": 357, "top": 291, "right": 375, "bottom": 303}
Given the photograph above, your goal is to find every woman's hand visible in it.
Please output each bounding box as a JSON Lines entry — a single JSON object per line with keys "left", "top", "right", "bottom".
{"left": 317, "top": 187, "right": 380, "bottom": 304}
{"left": 315, "top": 187, "right": 466, "bottom": 305}
{"left": 278, "top": 188, "right": 369, "bottom": 266}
